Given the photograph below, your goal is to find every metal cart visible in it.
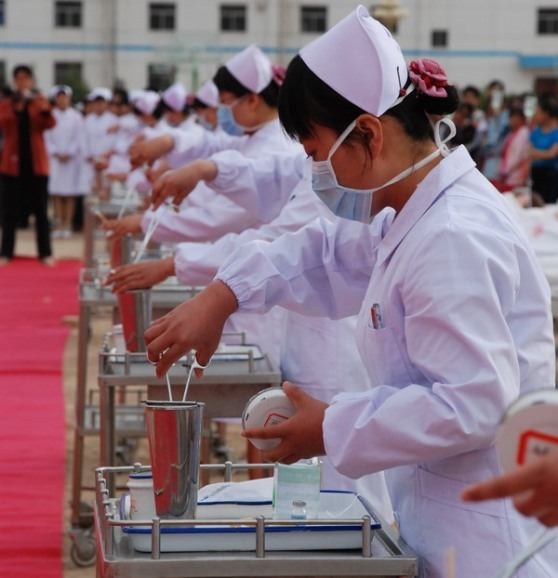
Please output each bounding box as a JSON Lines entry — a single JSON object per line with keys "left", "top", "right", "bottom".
{"left": 70, "top": 271, "right": 204, "bottom": 565}
{"left": 83, "top": 195, "right": 141, "bottom": 268}
{"left": 95, "top": 463, "right": 419, "bottom": 578}
{"left": 97, "top": 343, "right": 282, "bottom": 474}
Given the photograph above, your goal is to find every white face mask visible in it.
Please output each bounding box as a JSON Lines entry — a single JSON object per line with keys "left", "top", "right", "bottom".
{"left": 311, "top": 117, "right": 456, "bottom": 223}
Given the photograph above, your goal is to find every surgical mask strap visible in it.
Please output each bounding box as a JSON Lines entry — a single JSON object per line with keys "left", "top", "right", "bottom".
{"left": 221, "top": 96, "right": 243, "bottom": 110}
{"left": 327, "top": 120, "right": 357, "bottom": 160}
{"left": 374, "top": 117, "right": 456, "bottom": 190}
{"left": 434, "top": 117, "right": 457, "bottom": 157}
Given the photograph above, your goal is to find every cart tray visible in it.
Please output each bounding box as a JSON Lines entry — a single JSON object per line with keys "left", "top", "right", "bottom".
{"left": 123, "top": 491, "right": 380, "bottom": 553}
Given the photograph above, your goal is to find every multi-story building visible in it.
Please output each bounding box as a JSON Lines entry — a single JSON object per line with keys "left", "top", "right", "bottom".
{"left": 0, "top": 0, "right": 557, "bottom": 98}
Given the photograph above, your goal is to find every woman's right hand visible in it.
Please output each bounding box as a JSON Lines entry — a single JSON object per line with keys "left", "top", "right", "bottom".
{"left": 101, "top": 213, "right": 143, "bottom": 241}
{"left": 129, "top": 135, "right": 174, "bottom": 168}
{"left": 144, "top": 280, "right": 239, "bottom": 378}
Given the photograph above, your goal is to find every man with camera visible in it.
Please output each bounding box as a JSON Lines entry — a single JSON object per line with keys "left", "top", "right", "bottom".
{"left": 0, "top": 64, "right": 56, "bottom": 265}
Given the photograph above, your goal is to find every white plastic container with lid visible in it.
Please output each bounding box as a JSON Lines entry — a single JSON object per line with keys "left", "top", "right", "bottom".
{"left": 496, "top": 389, "right": 558, "bottom": 472}
{"left": 242, "top": 387, "right": 296, "bottom": 451}
{"left": 126, "top": 472, "right": 156, "bottom": 519}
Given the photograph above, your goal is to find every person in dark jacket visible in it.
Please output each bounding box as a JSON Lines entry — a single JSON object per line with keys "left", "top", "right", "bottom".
{"left": 0, "top": 65, "right": 56, "bottom": 265}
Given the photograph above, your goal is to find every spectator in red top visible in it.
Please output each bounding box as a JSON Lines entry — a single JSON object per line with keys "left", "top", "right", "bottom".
{"left": 0, "top": 65, "right": 56, "bottom": 265}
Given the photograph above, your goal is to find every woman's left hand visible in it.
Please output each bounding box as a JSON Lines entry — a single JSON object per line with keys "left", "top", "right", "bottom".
{"left": 242, "top": 382, "right": 328, "bottom": 463}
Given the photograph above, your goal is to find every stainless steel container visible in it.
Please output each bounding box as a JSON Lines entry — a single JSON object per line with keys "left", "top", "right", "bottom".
{"left": 117, "top": 288, "right": 151, "bottom": 352}
{"left": 110, "top": 233, "right": 133, "bottom": 268}
{"left": 144, "top": 401, "right": 204, "bottom": 519}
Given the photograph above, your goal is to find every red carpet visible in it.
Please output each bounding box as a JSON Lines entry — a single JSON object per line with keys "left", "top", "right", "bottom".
{"left": 0, "top": 257, "right": 82, "bottom": 578}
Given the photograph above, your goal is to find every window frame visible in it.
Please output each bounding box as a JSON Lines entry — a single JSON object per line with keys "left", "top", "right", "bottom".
{"left": 149, "top": 2, "right": 176, "bottom": 31}
{"left": 220, "top": 4, "right": 247, "bottom": 32}
{"left": 147, "top": 63, "right": 176, "bottom": 92}
{"left": 537, "top": 7, "right": 558, "bottom": 35}
{"left": 54, "top": 0, "right": 82, "bottom": 28}
{"left": 54, "top": 61, "right": 83, "bottom": 86}
{"left": 431, "top": 29, "right": 448, "bottom": 48}
{"left": 300, "top": 5, "right": 327, "bottom": 33}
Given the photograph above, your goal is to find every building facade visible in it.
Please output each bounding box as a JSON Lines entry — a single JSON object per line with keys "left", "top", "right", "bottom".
{"left": 0, "top": 0, "right": 557, "bottom": 98}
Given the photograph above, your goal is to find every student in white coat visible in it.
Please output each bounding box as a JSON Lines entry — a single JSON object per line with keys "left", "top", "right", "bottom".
{"left": 161, "top": 81, "right": 203, "bottom": 135}
{"left": 143, "top": 7, "right": 558, "bottom": 578}
{"left": 82, "top": 88, "right": 117, "bottom": 197}
{"left": 107, "top": 163, "right": 394, "bottom": 523}
{"left": 192, "top": 80, "right": 219, "bottom": 133}
{"left": 45, "top": 85, "right": 84, "bottom": 237}
{"left": 104, "top": 45, "right": 301, "bottom": 244}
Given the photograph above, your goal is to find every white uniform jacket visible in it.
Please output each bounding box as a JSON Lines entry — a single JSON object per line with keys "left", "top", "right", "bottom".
{"left": 175, "top": 167, "right": 394, "bottom": 522}
{"left": 142, "top": 119, "right": 303, "bottom": 243}
{"left": 45, "top": 107, "right": 84, "bottom": 196}
{"left": 216, "top": 146, "right": 557, "bottom": 577}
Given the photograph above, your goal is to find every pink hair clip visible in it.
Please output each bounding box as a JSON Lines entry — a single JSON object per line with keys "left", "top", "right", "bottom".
{"left": 409, "top": 58, "right": 448, "bottom": 98}
{"left": 271, "top": 64, "right": 287, "bottom": 86}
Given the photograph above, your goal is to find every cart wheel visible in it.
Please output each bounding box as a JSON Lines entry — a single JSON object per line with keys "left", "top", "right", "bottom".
{"left": 70, "top": 534, "right": 96, "bottom": 567}
{"left": 77, "top": 501, "right": 94, "bottom": 529}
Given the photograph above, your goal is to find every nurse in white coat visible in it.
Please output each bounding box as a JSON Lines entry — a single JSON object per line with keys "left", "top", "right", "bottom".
{"left": 108, "top": 164, "right": 394, "bottom": 523}
{"left": 144, "top": 7, "right": 557, "bottom": 577}
{"left": 45, "top": 85, "right": 84, "bottom": 237}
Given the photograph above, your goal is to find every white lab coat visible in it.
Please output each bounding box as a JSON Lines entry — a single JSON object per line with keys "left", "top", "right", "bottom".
{"left": 141, "top": 119, "right": 302, "bottom": 368}
{"left": 174, "top": 168, "right": 394, "bottom": 523}
{"left": 45, "top": 107, "right": 84, "bottom": 196}
{"left": 80, "top": 110, "right": 118, "bottom": 193}
{"left": 216, "top": 146, "right": 557, "bottom": 577}
{"left": 142, "top": 119, "right": 303, "bottom": 243}
{"left": 106, "top": 113, "right": 142, "bottom": 177}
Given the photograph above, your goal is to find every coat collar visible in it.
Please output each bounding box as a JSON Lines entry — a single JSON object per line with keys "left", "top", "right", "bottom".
{"left": 376, "top": 146, "right": 476, "bottom": 268}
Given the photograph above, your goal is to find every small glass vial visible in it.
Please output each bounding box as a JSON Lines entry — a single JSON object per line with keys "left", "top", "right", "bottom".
{"left": 291, "top": 499, "right": 307, "bottom": 520}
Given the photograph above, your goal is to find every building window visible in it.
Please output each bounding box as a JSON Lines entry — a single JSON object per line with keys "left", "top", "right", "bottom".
{"left": 431, "top": 29, "right": 448, "bottom": 47}
{"left": 55, "top": 1, "right": 82, "bottom": 28}
{"left": 148, "top": 64, "right": 176, "bottom": 92}
{"left": 0, "top": 0, "right": 5, "bottom": 26}
{"left": 149, "top": 3, "right": 175, "bottom": 30}
{"left": 538, "top": 8, "right": 558, "bottom": 34}
{"left": 220, "top": 4, "right": 247, "bottom": 32}
{"left": 300, "top": 6, "right": 327, "bottom": 33}
{"left": 54, "top": 62, "right": 83, "bottom": 85}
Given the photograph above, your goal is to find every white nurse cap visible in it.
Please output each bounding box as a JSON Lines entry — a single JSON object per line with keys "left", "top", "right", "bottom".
{"left": 50, "top": 84, "right": 73, "bottom": 98}
{"left": 300, "top": 5, "right": 408, "bottom": 117}
{"left": 162, "top": 81, "right": 187, "bottom": 112}
{"left": 225, "top": 44, "right": 273, "bottom": 93}
{"left": 88, "top": 87, "right": 113, "bottom": 102}
{"left": 196, "top": 80, "right": 219, "bottom": 108}
{"left": 133, "top": 90, "right": 160, "bottom": 115}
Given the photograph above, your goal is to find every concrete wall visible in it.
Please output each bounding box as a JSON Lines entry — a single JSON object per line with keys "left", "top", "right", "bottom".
{"left": 0, "top": 0, "right": 555, "bottom": 96}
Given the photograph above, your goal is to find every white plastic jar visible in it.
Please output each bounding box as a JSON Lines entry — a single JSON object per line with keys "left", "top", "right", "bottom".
{"left": 126, "top": 472, "right": 156, "bottom": 519}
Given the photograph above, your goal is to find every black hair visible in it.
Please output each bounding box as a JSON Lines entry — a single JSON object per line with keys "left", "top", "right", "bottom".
{"left": 192, "top": 97, "right": 209, "bottom": 110}
{"left": 538, "top": 93, "right": 558, "bottom": 118}
{"left": 462, "top": 85, "right": 481, "bottom": 99}
{"left": 212, "top": 65, "right": 280, "bottom": 108}
{"left": 12, "top": 64, "right": 33, "bottom": 78}
{"left": 456, "top": 102, "right": 474, "bottom": 117}
{"left": 133, "top": 103, "right": 163, "bottom": 120}
{"left": 508, "top": 106, "right": 525, "bottom": 120}
{"left": 487, "top": 80, "right": 505, "bottom": 92}
{"left": 279, "top": 55, "right": 459, "bottom": 143}
{"left": 112, "top": 88, "right": 129, "bottom": 106}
